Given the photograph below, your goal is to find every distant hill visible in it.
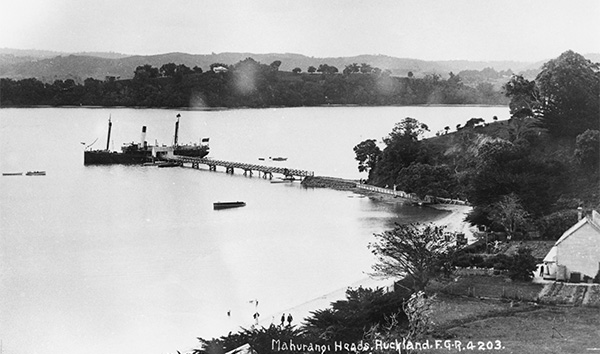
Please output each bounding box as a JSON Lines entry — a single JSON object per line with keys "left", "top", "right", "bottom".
{"left": 0, "top": 49, "right": 598, "bottom": 83}
{"left": 0, "top": 48, "right": 64, "bottom": 58}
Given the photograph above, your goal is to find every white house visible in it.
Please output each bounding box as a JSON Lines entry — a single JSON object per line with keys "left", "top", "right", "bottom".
{"left": 543, "top": 210, "right": 600, "bottom": 281}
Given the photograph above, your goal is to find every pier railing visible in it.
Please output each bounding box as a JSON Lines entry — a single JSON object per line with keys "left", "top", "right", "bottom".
{"left": 355, "top": 183, "right": 469, "bottom": 205}
{"left": 355, "top": 184, "right": 429, "bottom": 203}
{"left": 434, "top": 196, "right": 470, "bottom": 206}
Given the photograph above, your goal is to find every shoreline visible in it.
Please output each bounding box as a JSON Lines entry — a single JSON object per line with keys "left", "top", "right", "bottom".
{"left": 220, "top": 177, "right": 478, "bottom": 336}
{"left": 302, "top": 176, "right": 477, "bottom": 241}
{"left": 243, "top": 178, "right": 477, "bottom": 332}
{"left": 0, "top": 103, "right": 509, "bottom": 110}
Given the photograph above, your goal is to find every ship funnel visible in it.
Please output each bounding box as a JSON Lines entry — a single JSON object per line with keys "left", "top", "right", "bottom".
{"left": 174, "top": 114, "right": 180, "bottom": 146}
{"left": 106, "top": 117, "right": 112, "bottom": 151}
{"left": 141, "top": 126, "right": 147, "bottom": 149}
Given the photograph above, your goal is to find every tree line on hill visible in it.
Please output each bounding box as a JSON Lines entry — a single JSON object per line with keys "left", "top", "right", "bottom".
{"left": 355, "top": 50, "right": 600, "bottom": 241}
{"left": 0, "top": 57, "right": 509, "bottom": 107}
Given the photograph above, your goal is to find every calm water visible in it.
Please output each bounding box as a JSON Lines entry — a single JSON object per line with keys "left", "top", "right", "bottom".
{"left": 0, "top": 106, "right": 508, "bottom": 354}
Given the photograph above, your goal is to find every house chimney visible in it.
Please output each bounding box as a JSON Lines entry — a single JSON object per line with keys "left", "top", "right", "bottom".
{"left": 577, "top": 206, "right": 583, "bottom": 221}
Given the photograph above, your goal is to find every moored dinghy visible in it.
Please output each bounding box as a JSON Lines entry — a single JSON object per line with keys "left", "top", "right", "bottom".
{"left": 25, "top": 171, "right": 46, "bottom": 176}
{"left": 213, "top": 201, "right": 246, "bottom": 210}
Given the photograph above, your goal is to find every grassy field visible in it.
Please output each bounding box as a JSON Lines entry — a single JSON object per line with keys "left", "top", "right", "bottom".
{"left": 432, "top": 306, "right": 600, "bottom": 354}
{"left": 420, "top": 276, "right": 600, "bottom": 353}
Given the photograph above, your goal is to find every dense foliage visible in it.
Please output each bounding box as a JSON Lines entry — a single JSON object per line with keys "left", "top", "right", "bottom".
{"left": 195, "top": 324, "right": 304, "bottom": 354}
{"left": 358, "top": 51, "right": 599, "bottom": 239}
{"left": 0, "top": 58, "right": 509, "bottom": 108}
{"left": 303, "top": 287, "right": 410, "bottom": 343}
{"left": 503, "top": 50, "right": 600, "bottom": 137}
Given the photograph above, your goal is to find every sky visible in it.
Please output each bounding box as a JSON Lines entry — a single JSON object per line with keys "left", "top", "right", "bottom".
{"left": 1, "top": 0, "right": 599, "bottom": 62}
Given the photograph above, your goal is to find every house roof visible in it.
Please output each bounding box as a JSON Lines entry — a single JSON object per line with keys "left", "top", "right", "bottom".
{"left": 554, "top": 210, "right": 600, "bottom": 247}
{"left": 543, "top": 246, "right": 557, "bottom": 263}
{"left": 543, "top": 210, "right": 600, "bottom": 263}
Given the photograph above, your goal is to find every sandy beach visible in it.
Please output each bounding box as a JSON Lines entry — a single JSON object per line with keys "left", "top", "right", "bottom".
{"left": 429, "top": 203, "right": 478, "bottom": 242}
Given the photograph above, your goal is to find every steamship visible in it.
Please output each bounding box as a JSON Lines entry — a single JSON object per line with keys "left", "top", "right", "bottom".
{"left": 84, "top": 114, "right": 209, "bottom": 165}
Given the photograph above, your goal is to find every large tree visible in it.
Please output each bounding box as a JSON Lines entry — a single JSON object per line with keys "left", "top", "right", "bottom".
{"left": 133, "top": 64, "right": 159, "bottom": 80}
{"left": 353, "top": 139, "right": 382, "bottom": 180}
{"left": 503, "top": 74, "right": 541, "bottom": 119}
{"left": 159, "top": 63, "right": 177, "bottom": 77}
{"left": 372, "top": 117, "right": 430, "bottom": 186}
{"left": 535, "top": 50, "right": 600, "bottom": 136}
{"left": 369, "top": 223, "right": 456, "bottom": 293}
{"left": 488, "top": 193, "right": 530, "bottom": 240}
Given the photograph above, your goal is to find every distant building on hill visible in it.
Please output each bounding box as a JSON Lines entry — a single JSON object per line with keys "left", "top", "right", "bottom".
{"left": 543, "top": 209, "right": 600, "bottom": 282}
{"left": 212, "top": 66, "right": 228, "bottom": 73}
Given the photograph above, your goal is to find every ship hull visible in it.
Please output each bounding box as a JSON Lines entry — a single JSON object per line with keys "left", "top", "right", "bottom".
{"left": 84, "top": 150, "right": 151, "bottom": 165}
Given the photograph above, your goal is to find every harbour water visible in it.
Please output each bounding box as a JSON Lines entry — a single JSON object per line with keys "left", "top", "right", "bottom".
{"left": 0, "top": 106, "right": 508, "bottom": 354}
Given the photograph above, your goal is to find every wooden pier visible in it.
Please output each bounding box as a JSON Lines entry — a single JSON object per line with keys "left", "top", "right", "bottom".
{"left": 169, "top": 156, "right": 314, "bottom": 180}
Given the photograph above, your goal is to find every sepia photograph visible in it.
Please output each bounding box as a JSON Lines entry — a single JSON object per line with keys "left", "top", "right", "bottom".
{"left": 1, "top": 1, "right": 599, "bottom": 354}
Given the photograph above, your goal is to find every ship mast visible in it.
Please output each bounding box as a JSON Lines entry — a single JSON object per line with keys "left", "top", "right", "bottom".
{"left": 174, "top": 113, "right": 180, "bottom": 147}
{"left": 106, "top": 116, "right": 112, "bottom": 151}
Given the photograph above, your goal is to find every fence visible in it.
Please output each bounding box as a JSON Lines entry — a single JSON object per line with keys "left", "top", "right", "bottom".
{"left": 355, "top": 184, "right": 467, "bottom": 205}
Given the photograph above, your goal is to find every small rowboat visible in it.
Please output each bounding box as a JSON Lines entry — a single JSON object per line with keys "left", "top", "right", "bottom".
{"left": 25, "top": 171, "right": 46, "bottom": 176}
{"left": 213, "top": 201, "right": 246, "bottom": 210}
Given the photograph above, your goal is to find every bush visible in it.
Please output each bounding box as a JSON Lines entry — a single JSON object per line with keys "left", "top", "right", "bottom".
{"left": 507, "top": 247, "right": 537, "bottom": 281}
{"left": 491, "top": 254, "right": 512, "bottom": 270}
{"left": 452, "top": 253, "right": 472, "bottom": 268}
{"left": 480, "top": 256, "right": 496, "bottom": 268}
{"left": 470, "top": 255, "right": 484, "bottom": 266}
{"left": 453, "top": 253, "right": 499, "bottom": 268}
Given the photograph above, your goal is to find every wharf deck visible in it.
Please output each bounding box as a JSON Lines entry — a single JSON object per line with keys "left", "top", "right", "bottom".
{"left": 169, "top": 156, "right": 314, "bottom": 179}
